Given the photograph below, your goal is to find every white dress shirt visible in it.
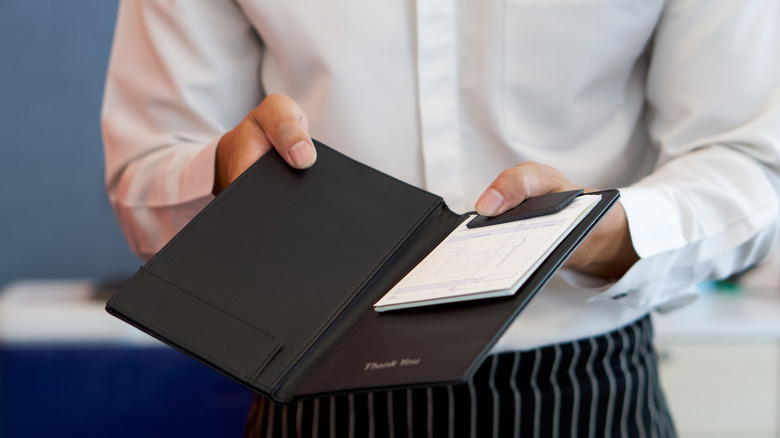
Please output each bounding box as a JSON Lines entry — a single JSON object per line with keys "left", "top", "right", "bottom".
{"left": 102, "top": 0, "right": 780, "bottom": 351}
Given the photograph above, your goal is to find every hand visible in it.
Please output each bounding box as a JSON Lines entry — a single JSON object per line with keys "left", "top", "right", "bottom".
{"left": 475, "top": 162, "right": 638, "bottom": 280}
{"left": 213, "top": 93, "right": 316, "bottom": 195}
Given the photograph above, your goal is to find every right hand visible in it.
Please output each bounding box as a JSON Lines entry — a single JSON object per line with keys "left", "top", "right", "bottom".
{"left": 475, "top": 162, "right": 638, "bottom": 280}
{"left": 213, "top": 93, "right": 316, "bottom": 195}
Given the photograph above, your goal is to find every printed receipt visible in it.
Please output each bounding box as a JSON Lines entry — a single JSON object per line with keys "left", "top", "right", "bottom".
{"left": 373, "top": 195, "right": 601, "bottom": 312}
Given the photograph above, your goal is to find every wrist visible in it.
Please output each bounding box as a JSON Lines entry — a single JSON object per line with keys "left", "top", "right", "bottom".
{"left": 213, "top": 131, "right": 236, "bottom": 196}
{"left": 566, "top": 201, "right": 638, "bottom": 280}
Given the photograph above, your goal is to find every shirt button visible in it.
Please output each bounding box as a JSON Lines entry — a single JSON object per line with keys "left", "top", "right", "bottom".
{"left": 612, "top": 293, "right": 628, "bottom": 300}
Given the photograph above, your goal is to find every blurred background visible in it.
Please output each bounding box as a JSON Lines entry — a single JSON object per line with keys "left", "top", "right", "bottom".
{"left": 0, "top": 2, "right": 252, "bottom": 437}
{"left": 0, "top": 0, "right": 135, "bottom": 286}
{"left": 0, "top": 2, "right": 778, "bottom": 438}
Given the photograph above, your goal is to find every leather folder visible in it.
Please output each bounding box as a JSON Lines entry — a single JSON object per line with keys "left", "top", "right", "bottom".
{"left": 106, "top": 140, "right": 619, "bottom": 404}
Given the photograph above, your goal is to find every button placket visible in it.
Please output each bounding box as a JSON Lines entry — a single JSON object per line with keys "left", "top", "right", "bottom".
{"left": 415, "top": 0, "right": 465, "bottom": 207}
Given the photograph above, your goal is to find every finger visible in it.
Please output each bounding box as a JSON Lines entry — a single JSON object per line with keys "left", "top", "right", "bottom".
{"left": 213, "top": 120, "right": 271, "bottom": 194}
{"left": 475, "top": 162, "right": 578, "bottom": 216}
{"left": 252, "top": 93, "right": 316, "bottom": 169}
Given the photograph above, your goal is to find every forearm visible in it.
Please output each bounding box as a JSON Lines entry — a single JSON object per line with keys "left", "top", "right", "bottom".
{"left": 579, "top": 0, "right": 780, "bottom": 294}
{"left": 576, "top": 145, "right": 780, "bottom": 310}
{"left": 102, "top": 0, "right": 264, "bottom": 258}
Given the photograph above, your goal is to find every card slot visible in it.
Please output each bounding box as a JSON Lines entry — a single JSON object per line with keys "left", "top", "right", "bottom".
{"left": 107, "top": 269, "right": 282, "bottom": 385}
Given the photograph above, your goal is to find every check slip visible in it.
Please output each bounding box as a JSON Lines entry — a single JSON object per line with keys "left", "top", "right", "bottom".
{"left": 374, "top": 194, "right": 601, "bottom": 312}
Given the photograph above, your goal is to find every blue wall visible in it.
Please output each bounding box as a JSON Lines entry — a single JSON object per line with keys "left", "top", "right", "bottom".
{"left": 0, "top": 6, "right": 255, "bottom": 437}
{"left": 0, "top": 1, "right": 140, "bottom": 287}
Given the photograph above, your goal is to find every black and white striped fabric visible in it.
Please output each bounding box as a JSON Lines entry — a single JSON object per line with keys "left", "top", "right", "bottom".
{"left": 244, "top": 315, "right": 676, "bottom": 438}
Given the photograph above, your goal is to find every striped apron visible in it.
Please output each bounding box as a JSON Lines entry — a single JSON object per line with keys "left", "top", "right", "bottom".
{"left": 244, "top": 315, "right": 676, "bottom": 438}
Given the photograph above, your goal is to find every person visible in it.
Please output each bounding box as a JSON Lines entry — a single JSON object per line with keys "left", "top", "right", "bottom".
{"left": 101, "top": 1, "right": 780, "bottom": 436}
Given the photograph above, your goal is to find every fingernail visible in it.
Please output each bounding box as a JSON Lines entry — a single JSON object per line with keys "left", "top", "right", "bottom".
{"left": 289, "top": 141, "right": 317, "bottom": 169}
{"left": 476, "top": 188, "right": 505, "bottom": 216}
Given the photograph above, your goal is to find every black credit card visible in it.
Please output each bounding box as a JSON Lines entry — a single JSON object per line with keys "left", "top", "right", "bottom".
{"left": 467, "top": 189, "right": 584, "bottom": 228}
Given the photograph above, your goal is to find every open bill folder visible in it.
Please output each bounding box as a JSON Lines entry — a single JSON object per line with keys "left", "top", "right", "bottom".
{"left": 106, "top": 140, "right": 618, "bottom": 404}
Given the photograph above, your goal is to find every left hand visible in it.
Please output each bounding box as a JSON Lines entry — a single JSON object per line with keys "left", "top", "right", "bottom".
{"left": 475, "top": 162, "right": 638, "bottom": 280}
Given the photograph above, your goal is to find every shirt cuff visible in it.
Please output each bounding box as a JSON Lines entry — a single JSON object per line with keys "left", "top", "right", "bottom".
{"left": 618, "top": 185, "right": 688, "bottom": 258}
{"left": 571, "top": 250, "right": 699, "bottom": 311}
{"left": 180, "top": 137, "right": 220, "bottom": 203}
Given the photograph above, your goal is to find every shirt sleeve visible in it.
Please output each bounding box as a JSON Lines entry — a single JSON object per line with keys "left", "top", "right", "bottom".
{"left": 101, "top": 0, "right": 263, "bottom": 260}
{"left": 588, "top": 0, "right": 780, "bottom": 310}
